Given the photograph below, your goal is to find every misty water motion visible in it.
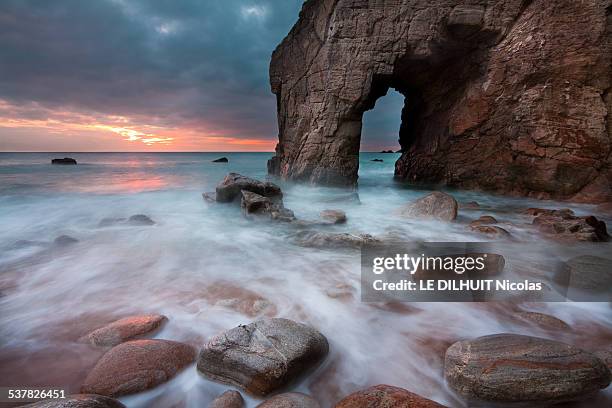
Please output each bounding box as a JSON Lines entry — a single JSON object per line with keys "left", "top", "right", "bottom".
{"left": 0, "top": 152, "right": 610, "bottom": 407}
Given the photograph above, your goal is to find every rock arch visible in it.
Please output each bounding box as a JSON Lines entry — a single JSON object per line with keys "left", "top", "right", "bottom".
{"left": 268, "top": 0, "right": 611, "bottom": 202}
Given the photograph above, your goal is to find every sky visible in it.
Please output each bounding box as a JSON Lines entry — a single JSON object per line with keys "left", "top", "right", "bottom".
{"left": 0, "top": 0, "right": 402, "bottom": 152}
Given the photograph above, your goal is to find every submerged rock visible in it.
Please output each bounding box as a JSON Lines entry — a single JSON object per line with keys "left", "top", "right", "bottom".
{"left": 202, "top": 192, "right": 217, "bottom": 203}
{"left": 444, "top": 334, "right": 611, "bottom": 404}
{"left": 54, "top": 235, "right": 79, "bottom": 246}
{"left": 23, "top": 394, "right": 125, "bottom": 408}
{"left": 81, "top": 339, "right": 195, "bottom": 397}
{"left": 257, "top": 392, "right": 320, "bottom": 408}
{"left": 98, "top": 217, "right": 127, "bottom": 227}
{"left": 213, "top": 157, "right": 229, "bottom": 163}
{"left": 320, "top": 209, "right": 347, "bottom": 224}
{"left": 469, "top": 225, "right": 510, "bottom": 239}
{"left": 334, "top": 385, "right": 446, "bottom": 407}
{"left": 526, "top": 208, "right": 608, "bottom": 241}
{"left": 469, "top": 215, "right": 498, "bottom": 226}
{"left": 52, "top": 157, "right": 77, "bottom": 165}
{"left": 241, "top": 190, "right": 295, "bottom": 222}
{"left": 202, "top": 282, "right": 277, "bottom": 317}
{"left": 216, "top": 173, "right": 282, "bottom": 203}
{"left": 292, "top": 231, "right": 379, "bottom": 249}
{"left": 81, "top": 314, "right": 167, "bottom": 347}
{"left": 127, "top": 214, "right": 155, "bottom": 226}
{"left": 209, "top": 390, "right": 245, "bottom": 408}
{"left": 400, "top": 192, "right": 458, "bottom": 221}
{"left": 197, "top": 318, "right": 329, "bottom": 396}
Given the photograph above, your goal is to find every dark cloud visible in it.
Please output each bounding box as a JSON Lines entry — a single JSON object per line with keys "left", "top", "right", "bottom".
{"left": 0, "top": 0, "right": 403, "bottom": 148}
{"left": 0, "top": 0, "right": 304, "bottom": 139}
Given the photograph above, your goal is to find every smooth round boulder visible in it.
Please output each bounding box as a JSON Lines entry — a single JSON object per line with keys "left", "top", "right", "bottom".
{"left": 81, "top": 314, "right": 167, "bottom": 347}
{"left": 197, "top": 318, "right": 329, "bottom": 396}
{"left": 209, "top": 390, "right": 245, "bottom": 408}
{"left": 23, "top": 394, "right": 125, "bottom": 407}
{"left": 81, "top": 339, "right": 195, "bottom": 397}
{"left": 256, "top": 392, "right": 320, "bottom": 408}
{"left": 444, "top": 334, "right": 611, "bottom": 404}
{"left": 334, "top": 385, "right": 447, "bottom": 407}
{"left": 400, "top": 192, "right": 458, "bottom": 221}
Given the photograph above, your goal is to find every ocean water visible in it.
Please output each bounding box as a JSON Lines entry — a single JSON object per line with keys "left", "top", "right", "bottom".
{"left": 0, "top": 152, "right": 610, "bottom": 407}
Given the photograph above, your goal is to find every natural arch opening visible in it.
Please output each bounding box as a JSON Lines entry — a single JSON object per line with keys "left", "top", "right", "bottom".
{"left": 360, "top": 89, "right": 404, "bottom": 153}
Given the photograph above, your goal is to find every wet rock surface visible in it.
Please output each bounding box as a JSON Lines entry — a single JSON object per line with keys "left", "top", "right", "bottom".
{"left": 334, "top": 384, "right": 447, "bottom": 407}
{"left": 209, "top": 390, "right": 245, "bottom": 408}
{"left": 469, "top": 225, "right": 510, "bottom": 239}
{"left": 23, "top": 394, "right": 125, "bottom": 407}
{"left": 197, "top": 318, "right": 329, "bottom": 396}
{"left": 241, "top": 190, "right": 295, "bottom": 222}
{"left": 202, "top": 282, "right": 277, "bottom": 317}
{"left": 292, "top": 231, "right": 379, "bottom": 249}
{"left": 81, "top": 314, "right": 167, "bottom": 347}
{"left": 514, "top": 311, "right": 571, "bottom": 331}
{"left": 526, "top": 208, "right": 609, "bottom": 242}
{"left": 216, "top": 173, "right": 282, "bottom": 203}
{"left": 469, "top": 215, "right": 498, "bottom": 226}
{"left": 268, "top": 0, "right": 611, "bottom": 203}
{"left": 81, "top": 339, "right": 195, "bottom": 397}
{"left": 256, "top": 392, "right": 320, "bottom": 408}
{"left": 444, "top": 334, "right": 611, "bottom": 404}
{"left": 319, "top": 210, "right": 347, "bottom": 224}
{"left": 399, "top": 192, "right": 458, "bottom": 221}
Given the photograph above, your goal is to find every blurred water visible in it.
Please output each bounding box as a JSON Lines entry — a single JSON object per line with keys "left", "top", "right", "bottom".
{"left": 0, "top": 152, "right": 610, "bottom": 407}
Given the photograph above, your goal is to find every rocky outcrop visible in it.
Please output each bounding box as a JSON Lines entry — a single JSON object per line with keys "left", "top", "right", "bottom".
{"left": 444, "top": 334, "right": 611, "bottom": 404}
{"left": 213, "top": 157, "right": 229, "bottom": 163}
{"left": 80, "top": 314, "right": 167, "bottom": 347}
{"left": 320, "top": 209, "right": 347, "bottom": 224}
{"left": 268, "top": 0, "right": 611, "bottom": 203}
{"left": 81, "top": 339, "right": 195, "bottom": 397}
{"left": 216, "top": 173, "right": 282, "bottom": 203}
{"left": 334, "top": 385, "right": 447, "bottom": 407}
{"left": 241, "top": 191, "right": 295, "bottom": 222}
{"left": 197, "top": 318, "right": 329, "bottom": 396}
{"left": 526, "top": 208, "right": 609, "bottom": 241}
{"left": 399, "top": 192, "right": 458, "bottom": 221}
{"left": 52, "top": 157, "right": 77, "bottom": 165}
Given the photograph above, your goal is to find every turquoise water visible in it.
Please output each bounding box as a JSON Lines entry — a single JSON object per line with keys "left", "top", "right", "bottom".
{"left": 0, "top": 152, "right": 610, "bottom": 407}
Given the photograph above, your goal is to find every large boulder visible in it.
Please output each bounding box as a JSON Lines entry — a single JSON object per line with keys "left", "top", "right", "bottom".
{"left": 81, "top": 339, "right": 195, "bottom": 397}
{"left": 256, "top": 392, "right": 320, "bottom": 408}
{"left": 334, "top": 385, "right": 447, "bottom": 407}
{"left": 197, "top": 318, "right": 329, "bottom": 396}
{"left": 216, "top": 173, "right": 282, "bottom": 203}
{"left": 444, "top": 334, "right": 611, "bottom": 404}
{"left": 81, "top": 314, "right": 167, "bottom": 347}
{"left": 23, "top": 394, "right": 125, "bottom": 408}
{"left": 209, "top": 390, "right": 245, "bottom": 408}
{"left": 399, "top": 192, "right": 458, "bottom": 221}
{"left": 241, "top": 190, "right": 295, "bottom": 222}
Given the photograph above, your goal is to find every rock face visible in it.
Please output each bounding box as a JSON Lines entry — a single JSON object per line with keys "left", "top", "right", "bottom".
{"left": 209, "top": 390, "right": 245, "bottom": 408}
{"left": 444, "top": 334, "right": 611, "bottom": 404}
{"left": 216, "top": 173, "right": 282, "bottom": 203}
{"left": 399, "top": 192, "right": 458, "bottom": 221}
{"left": 268, "top": 0, "right": 611, "bottom": 203}
{"left": 334, "top": 385, "right": 447, "bottom": 407}
{"left": 81, "top": 314, "right": 167, "bottom": 347}
{"left": 257, "top": 392, "right": 320, "bottom": 408}
{"left": 81, "top": 339, "right": 195, "bottom": 397}
{"left": 52, "top": 157, "right": 77, "bottom": 165}
{"left": 23, "top": 394, "right": 125, "bottom": 408}
{"left": 197, "top": 318, "right": 329, "bottom": 396}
